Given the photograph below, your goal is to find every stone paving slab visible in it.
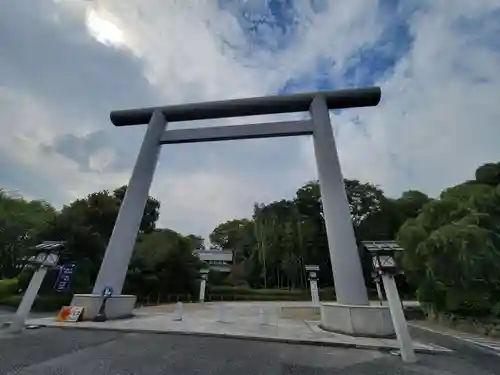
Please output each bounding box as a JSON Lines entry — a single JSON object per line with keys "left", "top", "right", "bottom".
{"left": 25, "top": 301, "right": 450, "bottom": 355}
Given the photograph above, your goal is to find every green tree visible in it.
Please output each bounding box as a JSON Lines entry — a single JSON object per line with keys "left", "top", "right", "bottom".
{"left": 39, "top": 187, "right": 161, "bottom": 290}
{"left": 185, "top": 234, "right": 205, "bottom": 250}
{"left": 397, "top": 190, "right": 432, "bottom": 217}
{"left": 344, "top": 179, "right": 385, "bottom": 228}
{"left": 293, "top": 182, "right": 330, "bottom": 284}
{"left": 113, "top": 186, "right": 160, "bottom": 234}
{"left": 398, "top": 168, "right": 500, "bottom": 316}
{"left": 209, "top": 219, "right": 252, "bottom": 250}
{"left": 125, "top": 229, "right": 201, "bottom": 299}
{"left": 0, "top": 191, "right": 56, "bottom": 278}
{"left": 475, "top": 162, "right": 500, "bottom": 186}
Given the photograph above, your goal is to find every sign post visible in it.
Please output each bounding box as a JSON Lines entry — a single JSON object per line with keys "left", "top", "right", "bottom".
{"left": 93, "top": 286, "right": 113, "bottom": 322}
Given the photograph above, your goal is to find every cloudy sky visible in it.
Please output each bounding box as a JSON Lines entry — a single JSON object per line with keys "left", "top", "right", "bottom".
{"left": 1, "top": 0, "right": 500, "bottom": 239}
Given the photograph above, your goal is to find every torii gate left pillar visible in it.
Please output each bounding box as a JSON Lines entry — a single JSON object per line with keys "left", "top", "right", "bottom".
{"left": 71, "top": 88, "right": 394, "bottom": 338}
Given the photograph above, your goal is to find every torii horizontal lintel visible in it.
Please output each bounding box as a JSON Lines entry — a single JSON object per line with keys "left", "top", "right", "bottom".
{"left": 111, "top": 86, "right": 381, "bottom": 126}
{"left": 159, "top": 120, "right": 313, "bottom": 144}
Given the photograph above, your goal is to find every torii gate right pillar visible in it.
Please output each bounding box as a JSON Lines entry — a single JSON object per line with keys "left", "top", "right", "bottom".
{"left": 310, "top": 95, "right": 369, "bottom": 306}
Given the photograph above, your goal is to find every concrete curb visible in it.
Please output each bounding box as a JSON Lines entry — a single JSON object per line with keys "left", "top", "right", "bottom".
{"left": 27, "top": 322, "right": 451, "bottom": 355}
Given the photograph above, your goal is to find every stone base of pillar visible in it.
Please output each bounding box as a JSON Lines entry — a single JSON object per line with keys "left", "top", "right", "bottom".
{"left": 70, "top": 294, "right": 137, "bottom": 321}
{"left": 319, "top": 302, "right": 395, "bottom": 338}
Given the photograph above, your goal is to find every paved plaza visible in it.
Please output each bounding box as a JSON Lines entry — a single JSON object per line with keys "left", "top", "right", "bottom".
{"left": 25, "top": 301, "right": 447, "bottom": 353}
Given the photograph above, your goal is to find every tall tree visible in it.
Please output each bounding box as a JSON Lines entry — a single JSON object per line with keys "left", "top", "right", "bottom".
{"left": 185, "top": 234, "right": 205, "bottom": 251}
{"left": 113, "top": 185, "right": 160, "bottom": 234}
{"left": 475, "top": 162, "right": 500, "bottom": 187}
{"left": 209, "top": 219, "right": 251, "bottom": 249}
{"left": 344, "top": 179, "right": 385, "bottom": 228}
{"left": 126, "top": 229, "right": 201, "bottom": 298}
{"left": 0, "top": 191, "right": 56, "bottom": 278}
{"left": 39, "top": 187, "right": 161, "bottom": 288}
{"left": 398, "top": 164, "right": 500, "bottom": 316}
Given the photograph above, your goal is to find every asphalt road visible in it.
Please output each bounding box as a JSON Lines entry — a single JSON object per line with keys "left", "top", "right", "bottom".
{"left": 0, "top": 327, "right": 499, "bottom": 375}
{"left": 0, "top": 311, "right": 13, "bottom": 326}
{"left": 409, "top": 325, "right": 500, "bottom": 375}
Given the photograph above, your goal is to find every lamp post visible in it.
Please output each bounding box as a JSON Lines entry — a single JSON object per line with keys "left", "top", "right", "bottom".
{"left": 363, "top": 241, "right": 416, "bottom": 363}
{"left": 199, "top": 268, "right": 209, "bottom": 303}
{"left": 305, "top": 265, "right": 320, "bottom": 306}
{"left": 10, "top": 241, "right": 64, "bottom": 333}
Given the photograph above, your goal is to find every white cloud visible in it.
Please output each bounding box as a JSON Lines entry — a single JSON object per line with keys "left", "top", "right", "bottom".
{"left": 78, "top": 0, "right": 382, "bottom": 103}
{"left": 0, "top": 86, "right": 131, "bottom": 205}
{"left": 153, "top": 170, "right": 258, "bottom": 233}
{"left": 333, "top": 1, "right": 500, "bottom": 196}
{"left": 86, "top": 8, "right": 125, "bottom": 47}
{"left": 1, "top": 0, "right": 499, "bottom": 239}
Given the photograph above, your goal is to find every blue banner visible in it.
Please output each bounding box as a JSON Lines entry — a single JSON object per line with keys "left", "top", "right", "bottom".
{"left": 54, "top": 263, "right": 75, "bottom": 293}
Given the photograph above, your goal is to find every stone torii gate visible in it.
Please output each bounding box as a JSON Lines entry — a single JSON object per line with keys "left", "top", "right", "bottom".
{"left": 71, "top": 87, "right": 393, "bottom": 336}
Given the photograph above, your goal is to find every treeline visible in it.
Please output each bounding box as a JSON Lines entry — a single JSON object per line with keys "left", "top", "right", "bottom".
{"left": 1, "top": 161, "right": 499, "bottom": 318}
{"left": 208, "top": 180, "right": 431, "bottom": 294}
{"left": 398, "top": 162, "right": 500, "bottom": 317}
{"left": 209, "top": 161, "right": 500, "bottom": 318}
{"left": 0, "top": 186, "right": 203, "bottom": 306}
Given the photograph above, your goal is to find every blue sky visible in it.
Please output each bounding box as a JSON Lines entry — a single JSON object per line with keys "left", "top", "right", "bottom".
{"left": 1, "top": 0, "right": 500, "bottom": 238}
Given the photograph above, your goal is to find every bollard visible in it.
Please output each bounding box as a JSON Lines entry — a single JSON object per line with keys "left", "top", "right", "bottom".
{"left": 216, "top": 304, "right": 229, "bottom": 323}
{"left": 199, "top": 269, "right": 209, "bottom": 302}
{"left": 172, "top": 302, "right": 183, "bottom": 321}
{"left": 259, "top": 307, "right": 271, "bottom": 326}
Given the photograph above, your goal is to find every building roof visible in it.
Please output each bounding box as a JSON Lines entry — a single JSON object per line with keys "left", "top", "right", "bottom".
{"left": 360, "top": 241, "right": 404, "bottom": 253}
{"left": 32, "top": 241, "right": 66, "bottom": 251}
{"left": 193, "top": 249, "right": 233, "bottom": 262}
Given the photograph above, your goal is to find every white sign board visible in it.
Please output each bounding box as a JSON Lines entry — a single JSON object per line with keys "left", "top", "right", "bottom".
{"left": 57, "top": 306, "right": 84, "bottom": 322}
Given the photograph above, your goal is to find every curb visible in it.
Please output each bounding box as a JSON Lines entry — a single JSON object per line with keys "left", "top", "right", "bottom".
{"left": 27, "top": 322, "right": 451, "bottom": 355}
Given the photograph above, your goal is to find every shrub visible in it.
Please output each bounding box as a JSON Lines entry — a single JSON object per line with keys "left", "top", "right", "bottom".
{"left": 0, "top": 294, "right": 22, "bottom": 309}
{"left": 206, "top": 286, "right": 336, "bottom": 302}
{"left": 32, "top": 294, "right": 73, "bottom": 311}
{"left": 209, "top": 286, "right": 305, "bottom": 296}
{"left": 0, "top": 278, "right": 18, "bottom": 298}
{"left": 0, "top": 294, "right": 72, "bottom": 312}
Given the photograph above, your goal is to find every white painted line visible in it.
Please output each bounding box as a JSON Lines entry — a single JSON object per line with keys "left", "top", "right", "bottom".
{"left": 469, "top": 341, "right": 500, "bottom": 352}
{"left": 410, "top": 323, "right": 500, "bottom": 356}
